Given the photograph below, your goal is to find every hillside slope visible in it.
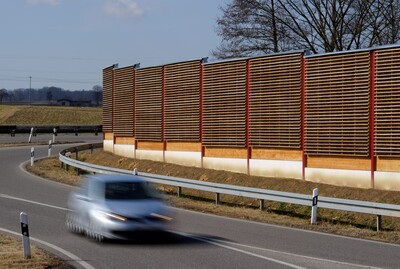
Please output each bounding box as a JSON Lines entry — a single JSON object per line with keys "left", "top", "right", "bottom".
{"left": 0, "top": 105, "right": 102, "bottom": 125}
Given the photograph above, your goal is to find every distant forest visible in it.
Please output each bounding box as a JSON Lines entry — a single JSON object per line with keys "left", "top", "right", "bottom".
{"left": 0, "top": 85, "right": 102, "bottom": 106}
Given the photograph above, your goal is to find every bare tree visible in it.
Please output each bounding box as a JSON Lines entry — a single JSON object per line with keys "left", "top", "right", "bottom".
{"left": 212, "top": 0, "right": 295, "bottom": 58}
{"left": 367, "top": 0, "right": 400, "bottom": 46}
{"left": 92, "top": 85, "right": 102, "bottom": 107}
{"left": 214, "top": 0, "right": 400, "bottom": 57}
{"left": 0, "top": 89, "right": 8, "bottom": 104}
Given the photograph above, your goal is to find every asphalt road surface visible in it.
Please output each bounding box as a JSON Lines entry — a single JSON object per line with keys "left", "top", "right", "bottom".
{"left": 0, "top": 135, "right": 399, "bottom": 268}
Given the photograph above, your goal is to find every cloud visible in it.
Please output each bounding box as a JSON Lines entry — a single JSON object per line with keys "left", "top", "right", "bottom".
{"left": 26, "top": 0, "right": 60, "bottom": 5}
{"left": 103, "top": 0, "right": 143, "bottom": 19}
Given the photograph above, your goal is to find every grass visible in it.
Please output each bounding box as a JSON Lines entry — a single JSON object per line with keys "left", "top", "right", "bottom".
{"left": 0, "top": 105, "right": 102, "bottom": 125}
{"left": 26, "top": 150, "right": 400, "bottom": 245}
{"left": 0, "top": 233, "right": 70, "bottom": 269}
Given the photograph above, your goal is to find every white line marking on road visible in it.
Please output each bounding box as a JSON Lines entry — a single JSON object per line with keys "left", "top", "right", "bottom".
{"left": 0, "top": 193, "right": 70, "bottom": 211}
{"left": 0, "top": 228, "right": 94, "bottom": 269}
{"left": 172, "top": 231, "right": 307, "bottom": 269}
{"left": 209, "top": 237, "right": 383, "bottom": 269}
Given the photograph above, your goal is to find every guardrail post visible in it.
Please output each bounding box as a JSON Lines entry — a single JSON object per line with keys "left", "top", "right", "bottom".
{"left": 377, "top": 215, "right": 382, "bottom": 231}
{"left": 20, "top": 212, "right": 31, "bottom": 259}
{"left": 177, "top": 187, "right": 182, "bottom": 197}
{"left": 216, "top": 193, "right": 220, "bottom": 205}
{"left": 30, "top": 147, "right": 34, "bottom": 166}
{"left": 65, "top": 152, "right": 71, "bottom": 171}
{"left": 260, "top": 199, "right": 264, "bottom": 211}
{"left": 311, "top": 188, "right": 318, "bottom": 224}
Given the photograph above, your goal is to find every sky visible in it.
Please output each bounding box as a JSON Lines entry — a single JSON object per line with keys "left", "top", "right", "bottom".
{"left": 0, "top": 0, "right": 226, "bottom": 91}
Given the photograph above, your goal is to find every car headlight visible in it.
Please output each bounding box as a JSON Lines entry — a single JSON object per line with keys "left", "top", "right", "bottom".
{"left": 149, "top": 213, "right": 173, "bottom": 222}
{"left": 94, "top": 210, "right": 127, "bottom": 222}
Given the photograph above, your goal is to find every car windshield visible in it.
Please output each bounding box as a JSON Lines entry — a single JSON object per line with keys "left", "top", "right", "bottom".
{"left": 105, "top": 182, "right": 152, "bottom": 200}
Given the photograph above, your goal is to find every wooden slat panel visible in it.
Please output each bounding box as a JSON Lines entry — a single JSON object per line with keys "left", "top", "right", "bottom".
{"left": 305, "top": 52, "right": 370, "bottom": 156}
{"left": 135, "top": 67, "right": 163, "bottom": 141}
{"left": 249, "top": 53, "right": 302, "bottom": 148}
{"left": 102, "top": 66, "right": 114, "bottom": 132}
{"left": 205, "top": 147, "right": 248, "bottom": 158}
{"left": 375, "top": 47, "right": 400, "bottom": 156}
{"left": 203, "top": 60, "right": 247, "bottom": 147}
{"left": 251, "top": 148, "right": 302, "bottom": 160}
{"left": 113, "top": 66, "right": 134, "bottom": 136}
{"left": 164, "top": 60, "right": 201, "bottom": 141}
{"left": 166, "top": 142, "right": 201, "bottom": 152}
{"left": 115, "top": 136, "right": 135, "bottom": 145}
{"left": 307, "top": 155, "right": 370, "bottom": 170}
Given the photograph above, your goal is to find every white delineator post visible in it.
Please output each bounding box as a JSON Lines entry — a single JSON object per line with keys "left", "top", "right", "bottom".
{"left": 30, "top": 147, "right": 34, "bottom": 166}
{"left": 48, "top": 140, "right": 52, "bottom": 157}
{"left": 52, "top": 128, "right": 57, "bottom": 143}
{"left": 311, "top": 188, "right": 318, "bottom": 224}
{"left": 20, "top": 212, "right": 31, "bottom": 259}
{"left": 28, "top": 127, "right": 34, "bottom": 143}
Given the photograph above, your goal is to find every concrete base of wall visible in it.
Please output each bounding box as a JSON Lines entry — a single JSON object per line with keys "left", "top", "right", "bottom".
{"left": 136, "top": 150, "right": 164, "bottom": 162}
{"left": 375, "top": 172, "right": 400, "bottom": 191}
{"left": 306, "top": 168, "right": 371, "bottom": 189}
{"left": 104, "top": 140, "right": 113, "bottom": 153}
{"left": 203, "top": 157, "right": 247, "bottom": 174}
{"left": 114, "top": 144, "right": 135, "bottom": 159}
{"left": 103, "top": 141, "right": 400, "bottom": 190}
{"left": 165, "top": 151, "right": 202, "bottom": 168}
{"left": 250, "top": 159, "right": 302, "bottom": 179}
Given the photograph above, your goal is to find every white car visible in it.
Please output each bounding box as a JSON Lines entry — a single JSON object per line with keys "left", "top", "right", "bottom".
{"left": 66, "top": 174, "right": 172, "bottom": 241}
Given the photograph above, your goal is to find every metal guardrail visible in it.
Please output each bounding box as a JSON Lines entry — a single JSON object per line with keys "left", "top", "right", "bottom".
{"left": 59, "top": 143, "right": 400, "bottom": 231}
{"left": 0, "top": 125, "right": 102, "bottom": 135}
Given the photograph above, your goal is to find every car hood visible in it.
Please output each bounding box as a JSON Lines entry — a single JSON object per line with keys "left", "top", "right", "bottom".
{"left": 103, "top": 199, "right": 168, "bottom": 218}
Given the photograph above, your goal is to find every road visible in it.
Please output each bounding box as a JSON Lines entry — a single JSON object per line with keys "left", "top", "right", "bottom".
{"left": 0, "top": 134, "right": 399, "bottom": 268}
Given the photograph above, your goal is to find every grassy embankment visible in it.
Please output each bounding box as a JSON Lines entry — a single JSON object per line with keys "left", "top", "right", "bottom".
{"left": 0, "top": 105, "right": 102, "bottom": 126}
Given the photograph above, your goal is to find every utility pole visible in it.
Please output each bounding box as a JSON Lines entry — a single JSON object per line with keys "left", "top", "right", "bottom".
{"left": 29, "top": 76, "right": 32, "bottom": 106}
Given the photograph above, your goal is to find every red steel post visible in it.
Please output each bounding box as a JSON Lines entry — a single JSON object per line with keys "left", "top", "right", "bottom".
{"left": 200, "top": 59, "right": 205, "bottom": 168}
{"left": 246, "top": 59, "right": 251, "bottom": 175}
{"left": 133, "top": 65, "right": 137, "bottom": 159}
{"left": 162, "top": 65, "right": 166, "bottom": 162}
{"left": 370, "top": 51, "right": 376, "bottom": 188}
{"left": 301, "top": 54, "right": 307, "bottom": 181}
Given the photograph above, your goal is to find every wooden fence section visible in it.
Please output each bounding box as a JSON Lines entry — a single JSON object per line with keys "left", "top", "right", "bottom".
{"left": 249, "top": 53, "right": 302, "bottom": 149}
{"left": 135, "top": 66, "right": 163, "bottom": 141}
{"left": 305, "top": 52, "right": 371, "bottom": 156}
{"left": 164, "top": 60, "right": 201, "bottom": 141}
{"left": 375, "top": 47, "right": 400, "bottom": 156}
{"left": 103, "top": 45, "right": 400, "bottom": 187}
{"left": 102, "top": 65, "right": 114, "bottom": 133}
{"left": 113, "top": 66, "right": 135, "bottom": 136}
{"left": 203, "top": 60, "right": 247, "bottom": 147}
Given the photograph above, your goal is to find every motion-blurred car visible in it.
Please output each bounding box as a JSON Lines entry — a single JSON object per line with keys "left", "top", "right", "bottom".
{"left": 66, "top": 174, "right": 172, "bottom": 241}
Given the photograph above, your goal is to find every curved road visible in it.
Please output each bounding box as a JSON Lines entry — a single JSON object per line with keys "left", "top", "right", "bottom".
{"left": 0, "top": 134, "right": 399, "bottom": 268}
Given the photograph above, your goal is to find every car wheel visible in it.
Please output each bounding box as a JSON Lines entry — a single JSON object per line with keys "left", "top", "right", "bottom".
{"left": 86, "top": 219, "right": 105, "bottom": 242}
{"left": 66, "top": 212, "right": 84, "bottom": 234}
